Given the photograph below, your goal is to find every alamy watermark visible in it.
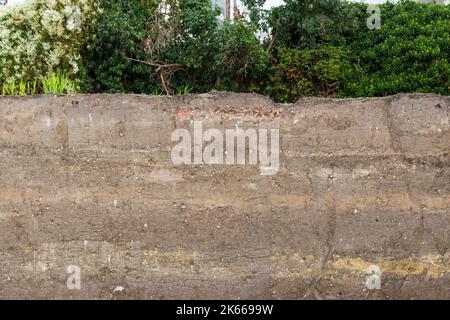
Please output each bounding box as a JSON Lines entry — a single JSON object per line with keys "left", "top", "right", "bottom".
{"left": 365, "top": 264, "right": 382, "bottom": 290}
{"left": 170, "top": 121, "right": 280, "bottom": 175}
{"left": 66, "top": 265, "right": 81, "bottom": 290}
{"left": 365, "top": 0, "right": 449, "bottom": 30}
{"left": 367, "top": 4, "right": 381, "bottom": 30}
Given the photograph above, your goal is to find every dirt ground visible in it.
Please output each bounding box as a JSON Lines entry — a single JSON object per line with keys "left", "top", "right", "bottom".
{"left": 0, "top": 92, "right": 448, "bottom": 299}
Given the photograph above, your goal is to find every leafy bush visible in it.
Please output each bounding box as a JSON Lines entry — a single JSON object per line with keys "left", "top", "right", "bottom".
{"left": 83, "top": 0, "right": 268, "bottom": 95}
{"left": 156, "top": 0, "right": 221, "bottom": 92}
{"left": 0, "top": 0, "right": 447, "bottom": 99}
{"left": 264, "top": 0, "right": 449, "bottom": 100}
{"left": 343, "top": 0, "right": 450, "bottom": 97}
{"left": 268, "top": 0, "right": 365, "bottom": 49}
{"left": 82, "top": 0, "right": 157, "bottom": 93}
{"left": 83, "top": 0, "right": 220, "bottom": 94}
{"left": 0, "top": 0, "right": 99, "bottom": 90}
{"left": 213, "top": 20, "right": 270, "bottom": 92}
{"left": 266, "top": 46, "right": 352, "bottom": 102}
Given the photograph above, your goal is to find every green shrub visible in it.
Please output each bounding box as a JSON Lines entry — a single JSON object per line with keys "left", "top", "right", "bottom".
{"left": 213, "top": 20, "right": 270, "bottom": 92}
{"left": 268, "top": 0, "right": 366, "bottom": 49}
{"left": 82, "top": 0, "right": 158, "bottom": 93}
{"left": 0, "top": 0, "right": 99, "bottom": 89}
{"left": 83, "top": 0, "right": 221, "bottom": 94}
{"left": 3, "top": 0, "right": 445, "bottom": 99}
{"left": 158, "top": 0, "right": 221, "bottom": 93}
{"left": 266, "top": 46, "right": 352, "bottom": 102}
{"left": 343, "top": 0, "right": 450, "bottom": 97}
{"left": 83, "top": 0, "right": 268, "bottom": 95}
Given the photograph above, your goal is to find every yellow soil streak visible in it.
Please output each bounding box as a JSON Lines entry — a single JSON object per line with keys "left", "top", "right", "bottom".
{"left": 272, "top": 254, "right": 449, "bottom": 280}
{"left": 331, "top": 255, "right": 450, "bottom": 278}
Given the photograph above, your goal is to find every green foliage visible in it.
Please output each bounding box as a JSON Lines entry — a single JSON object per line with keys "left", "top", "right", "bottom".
{"left": 1, "top": 0, "right": 448, "bottom": 100}
{"left": 0, "top": 0, "right": 99, "bottom": 87}
{"left": 213, "top": 20, "right": 270, "bottom": 92}
{"left": 239, "top": 0, "right": 270, "bottom": 33}
{"left": 175, "top": 83, "right": 193, "bottom": 95}
{"left": 262, "top": 0, "right": 449, "bottom": 100}
{"left": 266, "top": 46, "right": 352, "bottom": 102}
{"left": 268, "top": 0, "right": 366, "bottom": 49}
{"left": 343, "top": 0, "right": 450, "bottom": 97}
{"left": 83, "top": 0, "right": 267, "bottom": 94}
{"left": 41, "top": 72, "right": 75, "bottom": 94}
{"left": 164, "top": 0, "right": 222, "bottom": 92}
{"left": 82, "top": 0, "right": 158, "bottom": 93}
{"left": 151, "top": 87, "right": 165, "bottom": 96}
{"left": 0, "top": 71, "right": 73, "bottom": 96}
{"left": 1, "top": 80, "right": 37, "bottom": 96}
{"left": 83, "top": 0, "right": 221, "bottom": 93}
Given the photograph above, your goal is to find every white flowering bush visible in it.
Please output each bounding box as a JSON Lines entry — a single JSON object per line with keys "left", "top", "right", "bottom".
{"left": 0, "top": 0, "right": 100, "bottom": 90}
